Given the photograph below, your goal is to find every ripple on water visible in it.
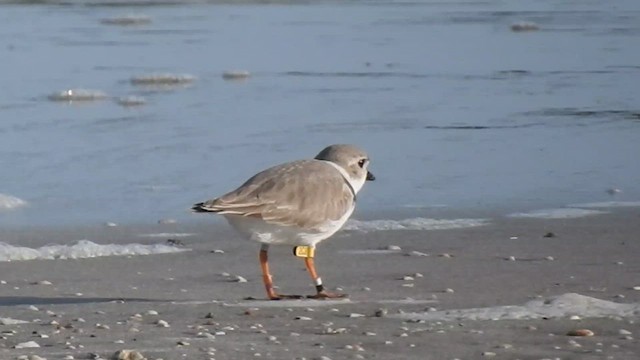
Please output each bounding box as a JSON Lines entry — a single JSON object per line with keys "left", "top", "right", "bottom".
{"left": 222, "top": 70, "right": 251, "bottom": 81}
{"left": 47, "top": 89, "right": 108, "bottom": 102}
{"left": 116, "top": 96, "right": 147, "bottom": 107}
{"left": 100, "top": 14, "right": 152, "bottom": 26}
{"left": 130, "top": 73, "right": 196, "bottom": 86}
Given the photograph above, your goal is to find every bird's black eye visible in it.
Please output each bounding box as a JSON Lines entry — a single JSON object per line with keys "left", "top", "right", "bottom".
{"left": 358, "top": 159, "right": 366, "bottom": 168}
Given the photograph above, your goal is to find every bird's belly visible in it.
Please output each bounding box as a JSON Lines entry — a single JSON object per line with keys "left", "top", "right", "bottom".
{"left": 223, "top": 207, "right": 354, "bottom": 247}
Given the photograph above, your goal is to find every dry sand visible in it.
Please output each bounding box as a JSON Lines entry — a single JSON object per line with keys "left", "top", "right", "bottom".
{"left": 0, "top": 209, "right": 639, "bottom": 359}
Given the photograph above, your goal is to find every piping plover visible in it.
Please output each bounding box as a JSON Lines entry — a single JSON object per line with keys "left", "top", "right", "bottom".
{"left": 192, "top": 144, "right": 375, "bottom": 300}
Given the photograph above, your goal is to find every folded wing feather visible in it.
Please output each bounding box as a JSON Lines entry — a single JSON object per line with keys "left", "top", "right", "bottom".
{"left": 197, "top": 160, "right": 354, "bottom": 229}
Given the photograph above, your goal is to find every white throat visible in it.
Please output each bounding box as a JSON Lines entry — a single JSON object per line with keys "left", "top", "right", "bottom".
{"left": 322, "top": 161, "right": 366, "bottom": 194}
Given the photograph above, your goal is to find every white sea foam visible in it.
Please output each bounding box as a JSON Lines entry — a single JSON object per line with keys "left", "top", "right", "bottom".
{"left": 0, "top": 193, "right": 27, "bottom": 210}
{"left": 0, "top": 240, "right": 188, "bottom": 262}
{"left": 391, "top": 293, "right": 640, "bottom": 322}
{"left": 569, "top": 201, "right": 640, "bottom": 208}
{"left": 344, "top": 218, "right": 489, "bottom": 232}
{"left": 137, "top": 233, "right": 196, "bottom": 238}
{"left": 507, "top": 208, "right": 607, "bottom": 219}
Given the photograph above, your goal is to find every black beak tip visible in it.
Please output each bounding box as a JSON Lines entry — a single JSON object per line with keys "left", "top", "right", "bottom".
{"left": 366, "top": 171, "right": 375, "bottom": 181}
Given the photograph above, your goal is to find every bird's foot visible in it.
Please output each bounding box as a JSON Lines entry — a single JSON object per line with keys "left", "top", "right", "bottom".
{"left": 308, "top": 290, "right": 348, "bottom": 299}
{"left": 268, "top": 293, "right": 304, "bottom": 301}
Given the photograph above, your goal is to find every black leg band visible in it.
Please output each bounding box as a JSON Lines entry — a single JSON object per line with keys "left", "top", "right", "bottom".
{"left": 315, "top": 284, "right": 325, "bottom": 293}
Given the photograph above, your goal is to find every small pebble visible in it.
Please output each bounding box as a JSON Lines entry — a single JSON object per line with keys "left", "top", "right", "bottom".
{"left": 632, "top": 286, "right": 640, "bottom": 291}
{"left": 112, "top": 349, "right": 146, "bottom": 360}
{"left": 156, "top": 320, "right": 170, "bottom": 328}
{"left": 569, "top": 315, "right": 581, "bottom": 321}
{"left": 14, "top": 341, "right": 40, "bottom": 349}
{"left": 481, "top": 352, "right": 497, "bottom": 357}
{"left": 619, "top": 329, "right": 632, "bottom": 335}
{"left": 402, "top": 283, "right": 415, "bottom": 288}
{"left": 545, "top": 256, "right": 555, "bottom": 261}
{"left": 348, "top": 313, "right": 365, "bottom": 318}
{"left": 325, "top": 327, "right": 347, "bottom": 334}
{"left": 295, "top": 316, "right": 312, "bottom": 321}
{"left": 506, "top": 256, "right": 516, "bottom": 261}
{"left": 568, "top": 339, "right": 582, "bottom": 347}
{"left": 374, "top": 308, "right": 388, "bottom": 317}
{"left": 439, "top": 253, "right": 453, "bottom": 258}
{"left": 444, "top": 288, "right": 455, "bottom": 293}
{"left": 198, "top": 332, "right": 216, "bottom": 340}
{"left": 567, "top": 329, "right": 594, "bottom": 337}
{"left": 146, "top": 310, "right": 159, "bottom": 316}
{"left": 408, "top": 250, "right": 428, "bottom": 257}
{"left": 543, "top": 232, "right": 556, "bottom": 238}
{"left": 402, "top": 276, "right": 414, "bottom": 281}
{"left": 234, "top": 276, "right": 248, "bottom": 283}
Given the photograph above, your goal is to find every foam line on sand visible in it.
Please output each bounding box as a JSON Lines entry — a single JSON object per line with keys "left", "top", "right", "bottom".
{"left": 0, "top": 240, "right": 189, "bottom": 262}
{"left": 390, "top": 293, "right": 640, "bottom": 321}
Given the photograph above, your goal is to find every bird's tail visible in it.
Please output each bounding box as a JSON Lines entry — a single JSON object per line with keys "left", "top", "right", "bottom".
{"left": 191, "top": 202, "right": 217, "bottom": 213}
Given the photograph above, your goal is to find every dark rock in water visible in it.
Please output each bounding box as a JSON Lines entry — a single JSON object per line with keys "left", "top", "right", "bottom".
{"left": 166, "top": 239, "right": 185, "bottom": 247}
{"left": 510, "top": 22, "right": 540, "bottom": 32}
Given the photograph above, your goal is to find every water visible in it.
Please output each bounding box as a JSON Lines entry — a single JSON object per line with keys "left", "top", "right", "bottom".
{"left": 1, "top": 0, "right": 639, "bottom": 227}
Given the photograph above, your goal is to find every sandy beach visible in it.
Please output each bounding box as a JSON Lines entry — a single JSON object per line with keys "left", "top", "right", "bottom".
{"left": 0, "top": 208, "right": 638, "bottom": 360}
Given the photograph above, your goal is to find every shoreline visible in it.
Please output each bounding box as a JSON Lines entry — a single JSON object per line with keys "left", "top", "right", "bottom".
{"left": 1, "top": 198, "right": 638, "bottom": 234}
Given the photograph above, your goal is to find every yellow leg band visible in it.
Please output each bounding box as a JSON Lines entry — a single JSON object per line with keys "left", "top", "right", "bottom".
{"left": 293, "top": 246, "right": 315, "bottom": 258}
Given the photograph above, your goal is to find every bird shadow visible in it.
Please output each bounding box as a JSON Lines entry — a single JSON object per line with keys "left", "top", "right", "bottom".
{"left": 0, "top": 296, "right": 164, "bottom": 307}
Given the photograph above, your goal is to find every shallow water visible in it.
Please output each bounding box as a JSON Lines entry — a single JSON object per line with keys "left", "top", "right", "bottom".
{"left": 1, "top": 0, "right": 639, "bottom": 226}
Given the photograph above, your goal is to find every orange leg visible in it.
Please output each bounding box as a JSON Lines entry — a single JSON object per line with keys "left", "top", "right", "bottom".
{"left": 259, "top": 245, "right": 302, "bottom": 300}
{"left": 304, "top": 256, "right": 347, "bottom": 299}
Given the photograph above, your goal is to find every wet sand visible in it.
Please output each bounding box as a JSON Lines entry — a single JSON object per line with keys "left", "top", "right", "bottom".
{"left": 1, "top": 209, "right": 639, "bottom": 359}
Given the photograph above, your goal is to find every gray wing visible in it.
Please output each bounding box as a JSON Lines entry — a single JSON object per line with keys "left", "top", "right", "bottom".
{"left": 195, "top": 160, "right": 354, "bottom": 229}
